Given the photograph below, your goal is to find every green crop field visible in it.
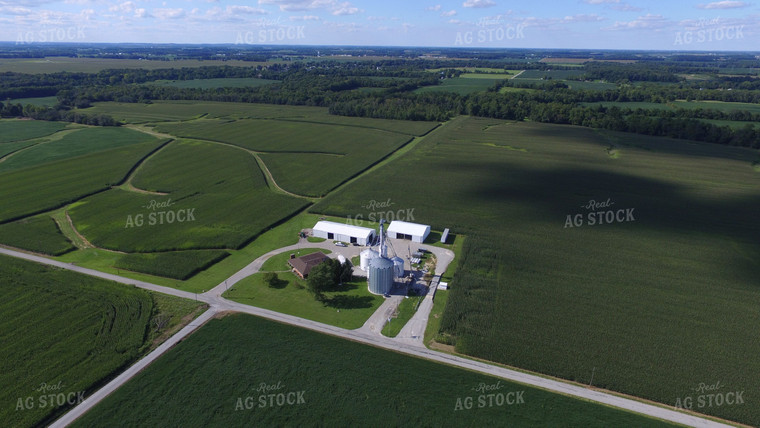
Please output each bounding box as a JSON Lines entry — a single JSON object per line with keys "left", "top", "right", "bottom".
{"left": 0, "top": 127, "right": 160, "bottom": 173}
{"left": 0, "top": 214, "right": 75, "bottom": 255}
{"left": 83, "top": 101, "right": 438, "bottom": 135}
{"left": 0, "top": 254, "right": 153, "bottom": 427}
{"left": 113, "top": 250, "right": 230, "bottom": 280}
{"left": 0, "top": 57, "right": 270, "bottom": 74}
{"left": 155, "top": 118, "right": 414, "bottom": 197}
{"left": 516, "top": 69, "right": 586, "bottom": 79}
{"left": 0, "top": 119, "right": 66, "bottom": 143}
{"left": 4, "top": 96, "right": 59, "bottom": 107}
{"left": 224, "top": 273, "right": 381, "bottom": 329}
{"left": 415, "top": 77, "right": 503, "bottom": 95}
{"left": 73, "top": 314, "right": 672, "bottom": 427}
{"left": 460, "top": 72, "right": 513, "bottom": 79}
{"left": 0, "top": 138, "right": 164, "bottom": 224}
{"left": 68, "top": 139, "right": 307, "bottom": 253}
{"left": 151, "top": 77, "right": 279, "bottom": 89}
{"left": 312, "top": 116, "right": 760, "bottom": 425}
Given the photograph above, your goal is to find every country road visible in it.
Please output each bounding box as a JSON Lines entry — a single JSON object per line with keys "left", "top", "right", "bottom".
{"left": 0, "top": 245, "right": 735, "bottom": 428}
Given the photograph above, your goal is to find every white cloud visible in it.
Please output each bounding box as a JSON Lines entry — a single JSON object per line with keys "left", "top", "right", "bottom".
{"left": 697, "top": 1, "right": 749, "bottom": 9}
{"left": 462, "top": 0, "right": 496, "bottom": 8}
{"left": 333, "top": 2, "right": 360, "bottom": 15}
{"left": 441, "top": 9, "right": 457, "bottom": 17}
{"left": 258, "top": 0, "right": 361, "bottom": 15}
{"left": 583, "top": 0, "right": 619, "bottom": 4}
{"left": 603, "top": 13, "right": 670, "bottom": 30}
{"left": 563, "top": 14, "right": 604, "bottom": 23}
{"left": 0, "top": 5, "right": 33, "bottom": 14}
{"left": 290, "top": 14, "right": 319, "bottom": 20}
{"left": 227, "top": 5, "right": 267, "bottom": 14}
{"left": 426, "top": 4, "right": 442, "bottom": 11}
{"left": 611, "top": 3, "right": 643, "bottom": 11}
{"left": 153, "top": 8, "right": 185, "bottom": 19}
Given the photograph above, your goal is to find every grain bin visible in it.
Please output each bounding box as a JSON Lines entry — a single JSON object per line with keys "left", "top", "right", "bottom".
{"left": 391, "top": 256, "right": 405, "bottom": 278}
{"left": 360, "top": 249, "right": 378, "bottom": 271}
{"left": 368, "top": 257, "right": 394, "bottom": 295}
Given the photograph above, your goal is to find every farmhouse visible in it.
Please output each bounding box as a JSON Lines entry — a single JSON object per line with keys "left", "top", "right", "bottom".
{"left": 312, "top": 221, "right": 376, "bottom": 245}
{"left": 387, "top": 220, "right": 431, "bottom": 243}
{"left": 288, "top": 252, "right": 330, "bottom": 279}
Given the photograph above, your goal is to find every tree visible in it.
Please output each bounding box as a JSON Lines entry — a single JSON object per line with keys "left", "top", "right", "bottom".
{"left": 263, "top": 272, "right": 278, "bottom": 287}
{"left": 307, "top": 262, "right": 332, "bottom": 302}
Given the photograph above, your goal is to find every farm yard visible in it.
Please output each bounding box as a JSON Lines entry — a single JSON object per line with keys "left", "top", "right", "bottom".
{"left": 71, "top": 314, "right": 672, "bottom": 427}
{"left": 0, "top": 254, "right": 205, "bottom": 428}
{"left": 312, "top": 116, "right": 760, "bottom": 425}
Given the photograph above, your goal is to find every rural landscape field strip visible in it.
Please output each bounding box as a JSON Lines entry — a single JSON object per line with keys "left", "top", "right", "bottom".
{"left": 0, "top": 214, "right": 75, "bottom": 255}
{"left": 0, "top": 245, "right": 729, "bottom": 427}
{"left": 69, "top": 314, "right": 676, "bottom": 427}
{"left": 0, "top": 119, "right": 65, "bottom": 143}
{"left": 68, "top": 139, "right": 308, "bottom": 253}
{"left": 0, "top": 137, "right": 165, "bottom": 224}
{"left": 312, "top": 116, "right": 760, "bottom": 425}
{"left": 0, "top": 254, "right": 154, "bottom": 428}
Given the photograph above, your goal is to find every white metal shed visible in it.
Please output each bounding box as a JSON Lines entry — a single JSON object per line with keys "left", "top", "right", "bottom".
{"left": 387, "top": 220, "right": 431, "bottom": 243}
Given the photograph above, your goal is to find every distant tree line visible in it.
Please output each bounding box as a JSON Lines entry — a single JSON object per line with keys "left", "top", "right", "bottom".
{"left": 3, "top": 60, "right": 760, "bottom": 147}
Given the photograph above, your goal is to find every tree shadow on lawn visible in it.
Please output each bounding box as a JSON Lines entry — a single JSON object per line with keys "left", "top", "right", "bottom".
{"left": 323, "top": 295, "right": 375, "bottom": 310}
{"left": 267, "top": 277, "right": 290, "bottom": 289}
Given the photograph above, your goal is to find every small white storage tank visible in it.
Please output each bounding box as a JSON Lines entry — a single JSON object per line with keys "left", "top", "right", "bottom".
{"left": 360, "top": 249, "right": 379, "bottom": 271}
{"left": 391, "top": 256, "right": 405, "bottom": 278}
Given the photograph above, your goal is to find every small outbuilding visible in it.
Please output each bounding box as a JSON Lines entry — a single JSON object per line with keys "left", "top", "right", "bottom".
{"left": 288, "top": 252, "right": 330, "bottom": 279}
{"left": 312, "top": 221, "right": 376, "bottom": 246}
{"left": 387, "top": 220, "right": 431, "bottom": 243}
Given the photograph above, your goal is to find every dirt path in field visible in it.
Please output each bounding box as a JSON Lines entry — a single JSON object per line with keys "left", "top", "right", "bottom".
{"left": 126, "top": 124, "right": 315, "bottom": 200}
{"left": 511, "top": 70, "right": 525, "bottom": 79}
{"left": 113, "top": 127, "right": 173, "bottom": 196}
{"left": 65, "top": 212, "right": 98, "bottom": 250}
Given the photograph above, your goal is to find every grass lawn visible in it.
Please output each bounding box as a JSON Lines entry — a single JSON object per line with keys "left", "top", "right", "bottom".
{"left": 224, "top": 273, "right": 382, "bottom": 329}
{"left": 381, "top": 296, "right": 420, "bottom": 337}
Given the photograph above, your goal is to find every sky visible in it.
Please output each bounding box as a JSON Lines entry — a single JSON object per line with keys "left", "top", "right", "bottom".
{"left": 1, "top": 0, "right": 758, "bottom": 51}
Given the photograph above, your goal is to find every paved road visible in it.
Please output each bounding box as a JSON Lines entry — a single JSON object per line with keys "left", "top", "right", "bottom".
{"left": 0, "top": 245, "right": 735, "bottom": 427}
